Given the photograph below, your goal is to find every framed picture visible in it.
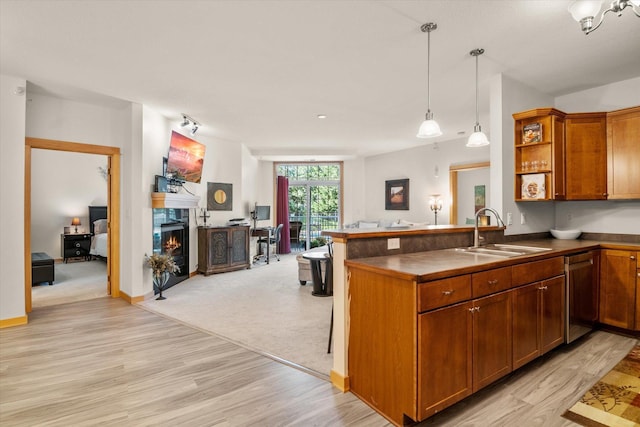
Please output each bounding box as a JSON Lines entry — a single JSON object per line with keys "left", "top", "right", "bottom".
{"left": 385, "top": 179, "right": 409, "bottom": 210}
{"left": 207, "top": 182, "right": 233, "bottom": 211}
{"left": 155, "top": 175, "right": 167, "bottom": 193}
{"left": 523, "top": 122, "right": 542, "bottom": 144}
{"left": 521, "top": 173, "right": 546, "bottom": 199}
{"left": 474, "top": 185, "right": 486, "bottom": 213}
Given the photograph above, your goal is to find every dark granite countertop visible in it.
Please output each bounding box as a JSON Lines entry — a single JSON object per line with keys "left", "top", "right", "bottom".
{"left": 344, "top": 238, "right": 640, "bottom": 283}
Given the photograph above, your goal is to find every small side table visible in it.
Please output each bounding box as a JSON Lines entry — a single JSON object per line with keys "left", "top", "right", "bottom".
{"left": 303, "top": 251, "right": 333, "bottom": 297}
{"left": 61, "top": 233, "right": 92, "bottom": 263}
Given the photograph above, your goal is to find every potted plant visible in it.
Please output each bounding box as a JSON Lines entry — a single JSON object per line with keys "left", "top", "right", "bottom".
{"left": 145, "top": 252, "right": 180, "bottom": 300}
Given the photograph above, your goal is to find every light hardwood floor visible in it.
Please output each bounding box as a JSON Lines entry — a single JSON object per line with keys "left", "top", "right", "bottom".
{"left": 0, "top": 297, "right": 637, "bottom": 426}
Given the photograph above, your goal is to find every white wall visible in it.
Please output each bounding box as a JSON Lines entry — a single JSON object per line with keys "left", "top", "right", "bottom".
{"left": 342, "top": 157, "right": 365, "bottom": 226}
{"left": 31, "top": 150, "right": 107, "bottom": 258}
{"left": 0, "top": 74, "right": 27, "bottom": 321}
{"left": 492, "top": 73, "right": 555, "bottom": 235}
{"left": 364, "top": 139, "right": 489, "bottom": 225}
{"left": 457, "top": 168, "right": 490, "bottom": 225}
{"left": 555, "top": 76, "right": 640, "bottom": 113}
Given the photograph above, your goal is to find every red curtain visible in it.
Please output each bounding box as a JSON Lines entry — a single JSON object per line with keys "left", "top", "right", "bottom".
{"left": 276, "top": 175, "right": 291, "bottom": 254}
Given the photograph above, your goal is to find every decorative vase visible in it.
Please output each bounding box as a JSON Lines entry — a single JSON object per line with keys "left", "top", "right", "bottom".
{"left": 153, "top": 271, "right": 170, "bottom": 300}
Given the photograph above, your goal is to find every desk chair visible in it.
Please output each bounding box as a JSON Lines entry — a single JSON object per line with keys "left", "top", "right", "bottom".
{"left": 258, "top": 223, "right": 283, "bottom": 261}
{"left": 289, "top": 221, "right": 302, "bottom": 251}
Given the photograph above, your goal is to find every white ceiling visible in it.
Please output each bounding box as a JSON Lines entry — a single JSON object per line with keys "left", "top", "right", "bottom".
{"left": 2, "top": 0, "right": 639, "bottom": 159}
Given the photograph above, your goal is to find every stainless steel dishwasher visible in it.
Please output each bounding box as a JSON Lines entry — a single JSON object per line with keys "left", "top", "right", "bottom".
{"left": 565, "top": 252, "right": 597, "bottom": 343}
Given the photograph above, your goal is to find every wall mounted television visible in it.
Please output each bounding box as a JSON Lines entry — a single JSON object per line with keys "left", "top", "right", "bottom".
{"left": 165, "top": 131, "right": 206, "bottom": 183}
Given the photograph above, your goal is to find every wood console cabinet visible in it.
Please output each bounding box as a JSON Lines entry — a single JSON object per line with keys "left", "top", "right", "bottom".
{"left": 197, "top": 226, "right": 250, "bottom": 275}
{"left": 348, "top": 256, "right": 565, "bottom": 425}
{"left": 607, "top": 106, "right": 640, "bottom": 199}
{"left": 600, "top": 249, "right": 638, "bottom": 330}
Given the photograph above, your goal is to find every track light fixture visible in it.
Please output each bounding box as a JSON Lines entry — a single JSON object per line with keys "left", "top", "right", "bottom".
{"left": 179, "top": 114, "right": 200, "bottom": 136}
{"left": 568, "top": 0, "right": 640, "bottom": 34}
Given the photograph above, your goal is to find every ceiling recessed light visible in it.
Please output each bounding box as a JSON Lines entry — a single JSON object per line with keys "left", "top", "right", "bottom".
{"left": 317, "top": 114, "right": 327, "bottom": 119}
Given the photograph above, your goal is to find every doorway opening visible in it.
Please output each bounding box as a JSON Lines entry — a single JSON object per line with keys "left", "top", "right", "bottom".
{"left": 276, "top": 163, "right": 343, "bottom": 251}
{"left": 24, "top": 137, "right": 121, "bottom": 313}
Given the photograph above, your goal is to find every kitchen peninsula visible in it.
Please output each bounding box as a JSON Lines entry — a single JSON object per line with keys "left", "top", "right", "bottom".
{"left": 324, "top": 226, "right": 639, "bottom": 426}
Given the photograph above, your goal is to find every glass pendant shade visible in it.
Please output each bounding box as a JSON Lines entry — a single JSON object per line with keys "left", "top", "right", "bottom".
{"left": 466, "top": 126, "right": 490, "bottom": 147}
{"left": 568, "top": 0, "right": 603, "bottom": 21}
{"left": 417, "top": 112, "right": 442, "bottom": 138}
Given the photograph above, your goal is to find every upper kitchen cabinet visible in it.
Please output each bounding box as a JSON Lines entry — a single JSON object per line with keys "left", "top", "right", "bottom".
{"left": 513, "top": 108, "right": 566, "bottom": 201}
{"left": 565, "top": 112, "right": 607, "bottom": 200}
{"left": 607, "top": 106, "right": 640, "bottom": 200}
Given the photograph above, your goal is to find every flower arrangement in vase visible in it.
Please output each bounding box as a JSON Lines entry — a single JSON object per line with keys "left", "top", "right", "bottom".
{"left": 145, "top": 252, "right": 180, "bottom": 300}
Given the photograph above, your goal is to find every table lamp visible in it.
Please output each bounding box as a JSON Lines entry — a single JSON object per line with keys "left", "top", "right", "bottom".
{"left": 71, "top": 217, "right": 81, "bottom": 234}
{"left": 429, "top": 195, "right": 443, "bottom": 225}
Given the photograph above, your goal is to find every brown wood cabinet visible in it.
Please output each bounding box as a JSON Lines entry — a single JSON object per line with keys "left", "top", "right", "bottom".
{"left": 472, "top": 291, "right": 512, "bottom": 391}
{"left": 512, "top": 275, "right": 565, "bottom": 369}
{"left": 197, "top": 226, "right": 250, "bottom": 275}
{"left": 349, "top": 257, "right": 565, "bottom": 425}
{"left": 513, "top": 108, "right": 566, "bottom": 201}
{"left": 599, "top": 249, "right": 637, "bottom": 329}
{"left": 565, "top": 112, "right": 607, "bottom": 200}
{"left": 607, "top": 106, "right": 640, "bottom": 199}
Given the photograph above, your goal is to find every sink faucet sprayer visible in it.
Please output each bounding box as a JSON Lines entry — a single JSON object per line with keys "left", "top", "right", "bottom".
{"left": 473, "top": 208, "right": 506, "bottom": 248}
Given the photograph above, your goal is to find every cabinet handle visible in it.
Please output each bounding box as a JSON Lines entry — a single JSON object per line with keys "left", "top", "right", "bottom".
{"left": 488, "top": 279, "right": 498, "bottom": 285}
{"left": 468, "top": 307, "right": 480, "bottom": 313}
{"left": 631, "top": 256, "right": 636, "bottom": 260}
{"left": 475, "top": 306, "right": 480, "bottom": 312}
{"left": 442, "top": 290, "right": 454, "bottom": 296}
{"left": 538, "top": 286, "right": 548, "bottom": 290}
{"left": 75, "top": 242, "right": 81, "bottom": 248}
{"left": 603, "top": 193, "right": 608, "bottom": 197}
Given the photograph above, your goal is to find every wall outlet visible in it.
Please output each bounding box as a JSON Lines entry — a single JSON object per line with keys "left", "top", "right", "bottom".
{"left": 520, "top": 212, "right": 526, "bottom": 225}
{"left": 387, "top": 238, "right": 400, "bottom": 250}
{"left": 506, "top": 212, "right": 513, "bottom": 226}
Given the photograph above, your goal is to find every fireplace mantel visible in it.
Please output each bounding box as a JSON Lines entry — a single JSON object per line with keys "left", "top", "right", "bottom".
{"left": 151, "top": 192, "right": 201, "bottom": 209}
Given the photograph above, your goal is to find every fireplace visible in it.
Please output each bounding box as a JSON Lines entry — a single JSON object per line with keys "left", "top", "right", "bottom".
{"left": 153, "top": 208, "right": 189, "bottom": 292}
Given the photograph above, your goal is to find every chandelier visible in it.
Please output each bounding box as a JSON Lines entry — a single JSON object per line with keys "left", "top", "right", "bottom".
{"left": 568, "top": 0, "right": 640, "bottom": 34}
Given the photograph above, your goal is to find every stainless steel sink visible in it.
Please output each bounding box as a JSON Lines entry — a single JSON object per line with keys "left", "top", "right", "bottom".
{"left": 454, "top": 244, "right": 551, "bottom": 258}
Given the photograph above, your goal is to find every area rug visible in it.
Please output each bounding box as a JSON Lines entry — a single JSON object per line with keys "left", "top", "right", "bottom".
{"left": 563, "top": 344, "right": 640, "bottom": 426}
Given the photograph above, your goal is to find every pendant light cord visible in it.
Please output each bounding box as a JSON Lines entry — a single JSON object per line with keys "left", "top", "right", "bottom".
{"left": 475, "top": 52, "right": 479, "bottom": 126}
{"left": 427, "top": 28, "right": 431, "bottom": 114}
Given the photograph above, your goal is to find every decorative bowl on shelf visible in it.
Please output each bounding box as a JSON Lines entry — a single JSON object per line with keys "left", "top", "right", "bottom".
{"left": 550, "top": 229, "right": 582, "bottom": 240}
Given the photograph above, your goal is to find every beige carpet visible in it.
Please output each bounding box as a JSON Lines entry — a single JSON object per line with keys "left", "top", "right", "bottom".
{"left": 138, "top": 253, "right": 334, "bottom": 376}
{"left": 32, "top": 260, "right": 108, "bottom": 308}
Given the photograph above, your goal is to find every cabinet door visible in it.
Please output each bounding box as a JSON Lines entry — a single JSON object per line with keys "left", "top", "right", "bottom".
{"left": 565, "top": 113, "right": 607, "bottom": 200}
{"left": 607, "top": 106, "right": 640, "bottom": 199}
{"left": 230, "top": 227, "right": 248, "bottom": 265}
{"left": 472, "top": 291, "right": 512, "bottom": 392}
{"left": 209, "top": 229, "right": 230, "bottom": 267}
{"left": 600, "top": 249, "right": 637, "bottom": 329}
{"left": 540, "top": 275, "right": 565, "bottom": 354}
{"left": 418, "top": 301, "right": 472, "bottom": 420}
{"left": 512, "top": 282, "right": 540, "bottom": 370}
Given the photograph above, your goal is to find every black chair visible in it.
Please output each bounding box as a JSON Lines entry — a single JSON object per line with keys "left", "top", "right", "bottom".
{"left": 289, "top": 221, "right": 302, "bottom": 250}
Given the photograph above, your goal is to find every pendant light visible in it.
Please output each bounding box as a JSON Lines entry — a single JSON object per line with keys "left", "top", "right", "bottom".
{"left": 466, "top": 48, "right": 490, "bottom": 147}
{"left": 417, "top": 22, "right": 442, "bottom": 138}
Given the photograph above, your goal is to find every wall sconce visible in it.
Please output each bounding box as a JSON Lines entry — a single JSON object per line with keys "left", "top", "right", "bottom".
{"left": 429, "top": 195, "right": 443, "bottom": 225}
{"left": 71, "top": 217, "right": 81, "bottom": 234}
{"left": 568, "top": 0, "right": 639, "bottom": 35}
